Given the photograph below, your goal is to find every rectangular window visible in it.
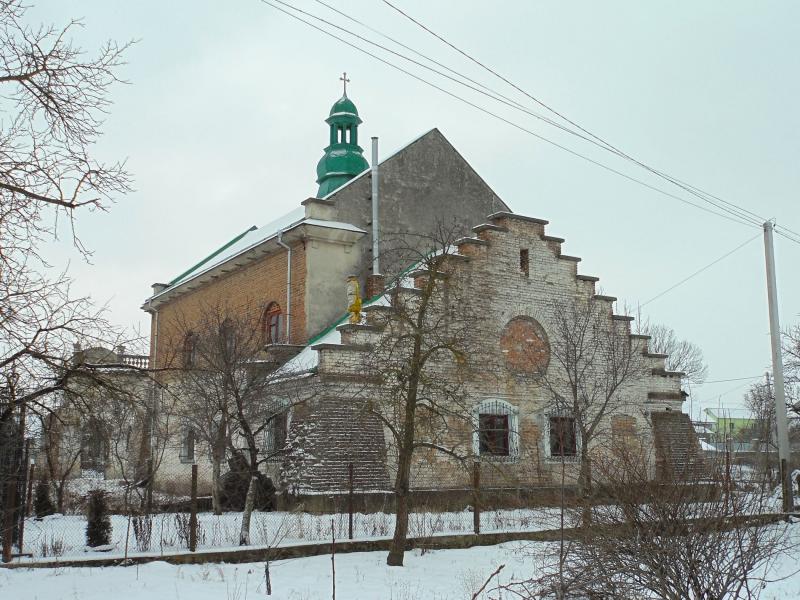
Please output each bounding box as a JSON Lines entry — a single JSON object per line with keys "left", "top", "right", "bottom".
{"left": 80, "top": 424, "right": 107, "bottom": 472}
{"left": 180, "top": 428, "right": 195, "bottom": 463}
{"left": 520, "top": 249, "right": 529, "bottom": 276}
{"left": 549, "top": 416, "right": 577, "bottom": 457}
{"left": 479, "top": 414, "right": 510, "bottom": 456}
{"left": 264, "top": 412, "right": 288, "bottom": 459}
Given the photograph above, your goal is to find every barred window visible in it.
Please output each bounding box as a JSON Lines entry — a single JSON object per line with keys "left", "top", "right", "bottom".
{"left": 548, "top": 416, "right": 577, "bottom": 458}
{"left": 264, "top": 411, "right": 288, "bottom": 459}
{"left": 473, "top": 399, "right": 519, "bottom": 461}
{"left": 479, "top": 414, "right": 510, "bottom": 456}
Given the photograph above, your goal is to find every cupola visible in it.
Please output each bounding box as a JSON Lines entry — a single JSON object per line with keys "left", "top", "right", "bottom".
{"left": 315, "top": 73, "right": 369, "bottom": 197}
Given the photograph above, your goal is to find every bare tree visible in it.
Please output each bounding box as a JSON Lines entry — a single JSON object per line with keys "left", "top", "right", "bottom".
{"left": 34, "top": 348, "right": 157, "bottom": 510}
{"left": 0, "top": 0, "right": 133, "bottom": 447}
{"left": 781, "top": 325, "right": 800, "bottom": 416}
{"left": 39, "top": 410, "right": 83, "bottom": 513}
{"left": 501, "top": 442, "right": 791, "bottom": 600}
{"left": 171, "top": 305, "right": 308, "bottom": 545}
{"left": 629, "top": 309, "right": 708, "bottom": 386}
{"left": 540, "top": 298, "right": 645, "bottom": 505}
{"left": 0, "top": 0, "right": 132, "bottom": 265}
{"left": 361, "top": 224, "right": 483, "bottom": 567}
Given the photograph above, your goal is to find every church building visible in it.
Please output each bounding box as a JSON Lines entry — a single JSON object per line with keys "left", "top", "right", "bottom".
{"left": 141, "top": 84, "right": 697, "bottom": 501}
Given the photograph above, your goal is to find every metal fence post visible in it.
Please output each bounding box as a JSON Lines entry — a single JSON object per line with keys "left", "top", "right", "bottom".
{"left": 145, "top": 458, "right": 154, "bottom": 516}
{"left": 16, "top": 439, "right": 30, "bottom": 556}
{"left": 2, "top": 475, "right": 15, "bottom": 562}
{"left": 348, "top": 462, "right": 354, "bottom": 540}
{"left": 24, "top": 463, "right": 34, "bottom": 517}
{"left": 473, "top": 460, "right": 480, "bottom": 535}
{"left": 189, "top": 463, "right": 198, "bottom": 552}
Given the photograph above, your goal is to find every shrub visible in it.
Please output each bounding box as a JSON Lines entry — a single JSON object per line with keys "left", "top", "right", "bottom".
{"left": 86, "top": 490, "right": 112, "bottom": 547}
{"left": 34, "top": 479, "right": 56, "bottom": 518}
{"left": 219, "top": 451, "right": 276, "bottom": 511}
{"left": 131, "top": 514, "right": 152, "bottom": 552}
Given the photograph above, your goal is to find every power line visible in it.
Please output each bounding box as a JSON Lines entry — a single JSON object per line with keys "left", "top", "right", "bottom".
{"left": 265, "top": 0, "right": 800, "bottom": 246}
{"left": 694, "top": 375, "right": 764, "bottom": 385}
{"left": 260, "top": 0, "right": 760, "bottom": 228}
{"left": 357, "top": 0, "right": 766, "bottom": 228}
{"left": 639, "top": 232, "right": 762, "bottom": 307}
{"left": 379, "top": 0, "right": 797, "bottom": 233}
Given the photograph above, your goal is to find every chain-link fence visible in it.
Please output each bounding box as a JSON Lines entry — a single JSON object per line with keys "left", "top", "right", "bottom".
{"left": 4, "top": 449, "right": 574, "bottom": 564}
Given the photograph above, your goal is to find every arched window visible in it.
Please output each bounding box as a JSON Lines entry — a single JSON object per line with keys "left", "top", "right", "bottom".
{"left": 182, "top": 332, "right": 197, "bottom": 368}
{"left": 263, "top": 302, "right": 283, "bottom": 344}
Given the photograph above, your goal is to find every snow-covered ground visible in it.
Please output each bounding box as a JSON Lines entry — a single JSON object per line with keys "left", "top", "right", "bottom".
{"left": 3, "top": 538, "right": 799, "bottom": 600}
{"left": 19, "top": 508, "right": 568, "bottom": 561}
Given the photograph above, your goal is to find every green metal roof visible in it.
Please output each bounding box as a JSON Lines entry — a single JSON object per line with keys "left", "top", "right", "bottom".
{"left": 329, "top": 95, "right": 359, "bottom": 118}
{"left": 167, "top": 225, "right": 257, "bottom": 286}
{"left": 317, "top": 92, "right": 368, "bottom": 197}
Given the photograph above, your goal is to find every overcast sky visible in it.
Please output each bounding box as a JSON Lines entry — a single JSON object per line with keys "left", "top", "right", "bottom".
{"left": 34, "top": 1, "right": 800, "bottom": 418}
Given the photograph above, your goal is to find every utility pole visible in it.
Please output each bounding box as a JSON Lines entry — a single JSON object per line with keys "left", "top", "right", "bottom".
{"left": 763, "top": 221, "right": 794, "bottom": 512}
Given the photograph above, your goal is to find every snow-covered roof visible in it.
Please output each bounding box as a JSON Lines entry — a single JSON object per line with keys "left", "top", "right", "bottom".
{"left": 704, "top": 407, "right": 754, "bottom": 420}
{"left": 149, "top": 208, "right": 365, "bottom": 302}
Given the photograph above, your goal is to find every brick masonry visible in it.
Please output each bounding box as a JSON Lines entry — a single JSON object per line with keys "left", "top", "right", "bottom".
{"left": 151, "top": 240, "right": 307, "bottom": 369}
{"left": 289, "top": 212, "right": 688, "bottom": 494}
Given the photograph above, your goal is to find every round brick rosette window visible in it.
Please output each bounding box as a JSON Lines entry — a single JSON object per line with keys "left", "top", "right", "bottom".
{"left": 500, "top": 316, "right": 550, "bottom": 376}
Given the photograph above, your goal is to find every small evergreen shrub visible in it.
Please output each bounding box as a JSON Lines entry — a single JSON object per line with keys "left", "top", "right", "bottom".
{"left": 85, "top": 489, "right": 112, "bottom": 548}
{"left": 34, "top": 479, "right": 56, "bottom": 519}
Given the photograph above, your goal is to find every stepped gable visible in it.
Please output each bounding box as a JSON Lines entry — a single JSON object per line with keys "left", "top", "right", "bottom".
{"left": 287, "top": 208, "right": 690, "bottom": 492}
{"left": 481, "top": 211, "right": 685, "bottom": 398}
{"left": 651, "top": 411, "right": 703, "bottom": 480}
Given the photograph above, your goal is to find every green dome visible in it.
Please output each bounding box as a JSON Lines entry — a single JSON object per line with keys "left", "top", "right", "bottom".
{"left": 329, "top": 95, "right": 359, "bottom": 118}
{"left": 316, "top": 92, "right": 369, "bottom": 197}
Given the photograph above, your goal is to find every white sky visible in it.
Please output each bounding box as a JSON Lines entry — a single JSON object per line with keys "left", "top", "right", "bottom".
{"left": 33, "top": 1, "right": 800, "bottom": 418}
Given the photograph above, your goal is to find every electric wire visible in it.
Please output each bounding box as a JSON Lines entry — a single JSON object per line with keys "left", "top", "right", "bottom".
{"left": 639, "top": 232, "right": 762, "bottom": 308}
{"left": 380, "top": 0, "right": 771, "bottom": 230}
{"left": 264, "top": 1, "right": 800, "bottom": 247}
{"left": 315, "top": 0, "right": 766, "bottom": 229}
{"left": 260, "top": 0, "right": 760, "bottom": 228}
{"left": 282, "top": 0, "right": 648, "bottom": 159}
{"left": 694, "top": 375, "right": 764, "bottom": 385}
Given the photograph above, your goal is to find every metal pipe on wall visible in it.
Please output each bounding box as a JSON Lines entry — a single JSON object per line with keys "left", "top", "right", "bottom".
{"left": 277, "top": 231, "right": 292, "bottom": 343}
{"left": 371, "top": 137, "right": 380, "bottom": 275}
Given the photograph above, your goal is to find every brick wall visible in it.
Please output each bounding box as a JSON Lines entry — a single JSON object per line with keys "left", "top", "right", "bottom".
{"left": 150, "top": 240, "right": 307, "bottom": 369}
{"left": 295, "top": 211, "right": 686, "bottom": 492}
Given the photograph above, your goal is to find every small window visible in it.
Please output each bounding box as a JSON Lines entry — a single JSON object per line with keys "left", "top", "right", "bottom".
{"left": 549, "top": 416, "right": 577, "bottom": 458}
{"left": 520, "top": 249, "right": 529, "bottom": 277}
{"left": 264, "top": 412, "right": 288, "bottom": 459}
{"left": 263, "top": 303, "right": 283, "bottom": 344}
{"left": 179, "top": 428, "right": 195, "bottom": 464}
{"left": 182, "top": 332, "right": 197, "bottom": 368}
{"left": 220, "top": 318, "right": 235, "bottom": 356}
{"left": 479, "top": 414, "right": 510, "bottom": 456}
{"left": 80, "top": 422, "right": 107, "bottom": 472}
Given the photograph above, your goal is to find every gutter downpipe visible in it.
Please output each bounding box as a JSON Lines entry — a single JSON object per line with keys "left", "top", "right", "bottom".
{"left": 277, "top": 231, "right": 292, "bottom": 343}
{"left": 371, "top": 137, "right": 380, "bottom": 275}
{"left": 143, "top": 296, "right": 159, "bottom": 500}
